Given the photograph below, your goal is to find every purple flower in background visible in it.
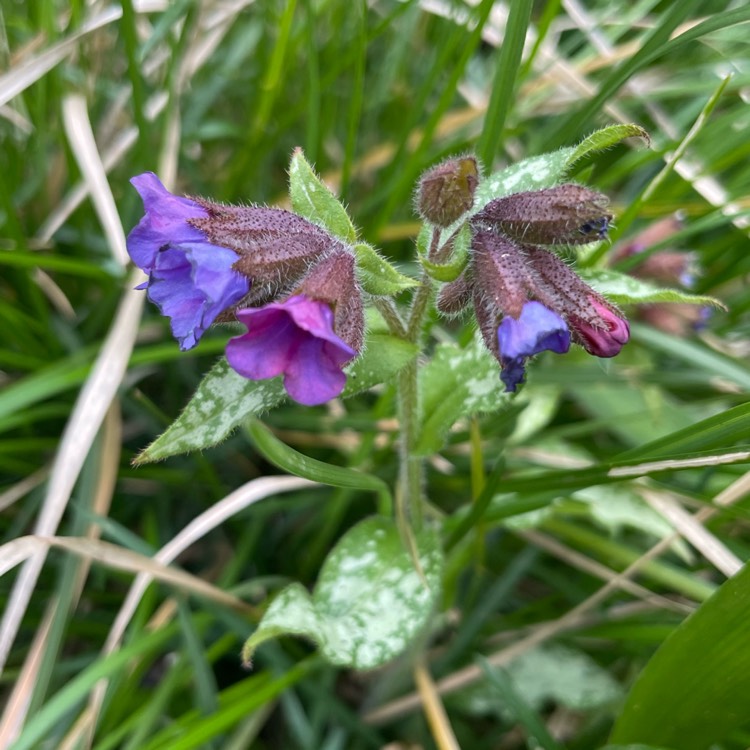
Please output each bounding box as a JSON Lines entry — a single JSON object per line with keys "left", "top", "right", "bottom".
{"left": 126, "top": 173, "right": 250, "bottom": 350}
{"left": 226, "top": 295, "right": 357, "bottom": 406}
{"left": 497, "top": 301, "right": 570, "bottom": 391}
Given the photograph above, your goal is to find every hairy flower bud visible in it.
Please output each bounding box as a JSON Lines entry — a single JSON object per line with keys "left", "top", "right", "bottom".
{"left": 569, "top": 299, "right": 630, "bottom": 357}
{"left": 473, "top": 184, "right": 613, "bottom": 245}
{"left": 416, "top": 156, "right": 479, "bottom": 227}
{"left": 471, "top": 230, "right": 533, "bottom": 319}
{"left": 524, "top": 247, "right": 629, "bottom": 357}
{"left": 436, "top": 271, "right": 473, "bottom": 316}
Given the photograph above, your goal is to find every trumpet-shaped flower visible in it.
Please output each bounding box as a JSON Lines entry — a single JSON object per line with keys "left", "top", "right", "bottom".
{"left": 226, "top": 295, "right": 357, "bottom": 406}
{"left": 126, "top": 173, "right": 250, "bottom": 350}
{"left": 497, "top": 301, "right": 571, "bottom": 391}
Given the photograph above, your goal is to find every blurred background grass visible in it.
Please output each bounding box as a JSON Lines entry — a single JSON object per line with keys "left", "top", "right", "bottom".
{"left": 1, "top": 1, "right": 750, "bottom": 748}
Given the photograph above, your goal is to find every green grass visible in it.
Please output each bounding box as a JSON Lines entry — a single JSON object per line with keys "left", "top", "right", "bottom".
{"left": 2, "top": 1, "right": 750, "bottom": 749}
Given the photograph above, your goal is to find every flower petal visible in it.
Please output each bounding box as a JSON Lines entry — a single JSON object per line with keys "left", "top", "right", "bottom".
{"left": 126, "top": 172, "right": 208, "bottom": 273}
{"left": 498, "top": 301, "right": 570, "bottom": 359}
{"left": 147, "top": 242, "right": 249, "bottom": 350}
{"left": 570, "top": 299, "right": 629, "bottom": 358}
{"left": 283, "top": 337, "right": 349, "bottom": 405}
{"left": 226, "top": 295, "right": 356, "bottom": 405}
{"left": 497, "top": 301, "right": 570, "bottom": 393}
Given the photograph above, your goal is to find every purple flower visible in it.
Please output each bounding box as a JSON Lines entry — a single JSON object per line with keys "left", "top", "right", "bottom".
{"left": 497, "top": 301, "right": 570, "bottom": 391}
{"left": 127, "top": 173, "right": 250, "bottom": 350}
{"left": 147, "top": 243, "right": 250, "bottom": 351}
{"left": 127, "top": 173, "right": 209, "bottom": 273}
{"left": 226, "top": 295, "right": 357, "bottom": 406}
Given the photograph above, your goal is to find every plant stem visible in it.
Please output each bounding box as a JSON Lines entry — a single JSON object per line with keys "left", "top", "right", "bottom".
{"left": 397, "top": 358, "right": 423, "bottom": 529}
{"left": 373, "top": 296, "right": 407, "bottom": 338}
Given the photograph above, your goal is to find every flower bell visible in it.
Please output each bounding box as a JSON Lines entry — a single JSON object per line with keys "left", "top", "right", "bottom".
{"left": 226, "top": 251, "right": 364, "bottom": 406}
{"left": 126, "top": 173, "right": 251, "bottom": 350}
{"left": 470, "top": 230, "right": 572, "bottom": 391}
{"left": 126, "top": 172, "right": 343, "bottom": 349}
{"left": 438, "top": 181, "right": 629, "bottom": 391}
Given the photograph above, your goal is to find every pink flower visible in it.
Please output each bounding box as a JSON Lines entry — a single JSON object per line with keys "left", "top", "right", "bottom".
{"left": 226, "top": 295, "right": 357, "bottom": 406}
{"left": 570, "top": 299, "right": 630, "bottom": 358}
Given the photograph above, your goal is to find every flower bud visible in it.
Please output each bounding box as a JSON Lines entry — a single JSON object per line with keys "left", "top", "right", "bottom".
{"left": 416, "top": 156, "right": 479, "bottom": 227}
{"left": 436, "top": 271, "right": 473, "bottom": 316}
{"left": 471, "top": 230, "right": 533, "bottom": 319}
{"left": 569, "top": 299, "right": 630, "bottom": 357}
{"left": 473, "top": 184, "right": 613, "bottom": 245}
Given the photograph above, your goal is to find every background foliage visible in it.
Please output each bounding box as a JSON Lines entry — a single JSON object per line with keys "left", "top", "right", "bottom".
{"left": 1, "top": 1, "right": 749, "bottom": 748}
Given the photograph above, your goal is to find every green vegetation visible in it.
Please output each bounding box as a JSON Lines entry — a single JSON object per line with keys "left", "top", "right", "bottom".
{"left": 2, "top": 2, "right": 750, "bottom": 748}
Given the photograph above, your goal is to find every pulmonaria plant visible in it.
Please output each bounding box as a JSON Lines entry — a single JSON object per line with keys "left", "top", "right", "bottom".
{"left": 128, "top": 129, "right": 718, "bottom": 673}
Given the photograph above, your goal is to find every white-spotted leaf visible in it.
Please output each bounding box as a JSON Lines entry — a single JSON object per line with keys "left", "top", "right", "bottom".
{"left": 242, "top": 516, "right": 443, "bottom": 670}
{"left": 136, "top": 334, "right": 418, "bottom": 463}
{"left": 472, "top": 124, "right": 648, "bottom": 212}
{"left": 288, "top": 148, "right": 357, "bottom": 243}
{"left": 135, "top": 358, "right": 286, "bottom": 464}
{"left": 416, "top": 332, "right": 509, "bottom": 455}
{"left": 578, "top": 268, "right": 725, "bottom": 308}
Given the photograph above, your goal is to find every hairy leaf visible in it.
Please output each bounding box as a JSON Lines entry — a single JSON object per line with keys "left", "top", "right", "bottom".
{"left": 242, "top": 517, "right": 443, "bottom": 670}
{"left": 288, "top": 148, "right": 357, "bottom": 243}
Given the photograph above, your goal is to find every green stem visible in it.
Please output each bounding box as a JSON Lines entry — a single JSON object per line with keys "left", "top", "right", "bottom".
{"left": 373, "top": 297, "right": 407, "bottom": 338}
{"left": 397, "top": 358, "right": 422, "bottom": 529}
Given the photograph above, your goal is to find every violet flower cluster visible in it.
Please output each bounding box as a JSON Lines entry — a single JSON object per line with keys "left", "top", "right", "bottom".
{"left": 126, "top": 173, "right": 363, "bottom": 405}
{"left": 126, "top": 159, "right": 630, "bottom": 406}
{"left": 423, "top": 166, "right": 630, "bottom": 391}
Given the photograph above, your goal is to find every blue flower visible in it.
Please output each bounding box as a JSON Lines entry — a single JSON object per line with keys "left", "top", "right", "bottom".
{"left": 126, "top": 173, "right": 250, "bottom": 350}
{"left": 497, "top": 301, "right": 570, "bottom": 391}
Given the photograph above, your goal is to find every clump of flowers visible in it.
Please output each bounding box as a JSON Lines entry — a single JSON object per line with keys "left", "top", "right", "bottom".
{"left": 126, "top": 154, "right": 630, "bottom": 403}
{"left": 432, "top": 179, "right": 629, "bottom": 391}
{"left": 127, "top": 172, "right": 363, "bottom": 405}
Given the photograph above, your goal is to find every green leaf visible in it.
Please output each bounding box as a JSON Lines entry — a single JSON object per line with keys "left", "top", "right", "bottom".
{"left": 136, "top": 334, "right": 417, "bottom": 463}
{"left": 473, "top": 124, "right": 648, "bottom": 213}
{"left": 135, "top": 358, "right": 286, "bottom": 464}
{"left": 247, "top": 419, "right": 391, "bottom": 504}
{"left": 610, "top": 560, "right": 750, "bottom": 750}
{"left": 457, "top": 644, "right": 622, "bottom": 723}
{"left": 416, "top": 333, "right": 508, "bottom": 456}
{"left": 342, "top": 333, "right": 418, "bottom": 397}
{"left": 578, "top": 269, "right": 725, "bottom": 307}
{"left": 288, "top": 147, "right": 357, "bottom": 243}
{"left": 476, "top": 657, "right": 564, "bottom": 750}
{"left": 566, "top": 124, "right": 650, "bottom": 168}
{"left": 421, "top": 224, "right": 471, "bottom": 282}
{"left": 473, "top": 148, "right": 575, "bottom": 211}
{"left": 242, "top": 516, "right": 443, "bottom": 670}
{"left": 353, "top": 242, "right": 419, "bottom": 295}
